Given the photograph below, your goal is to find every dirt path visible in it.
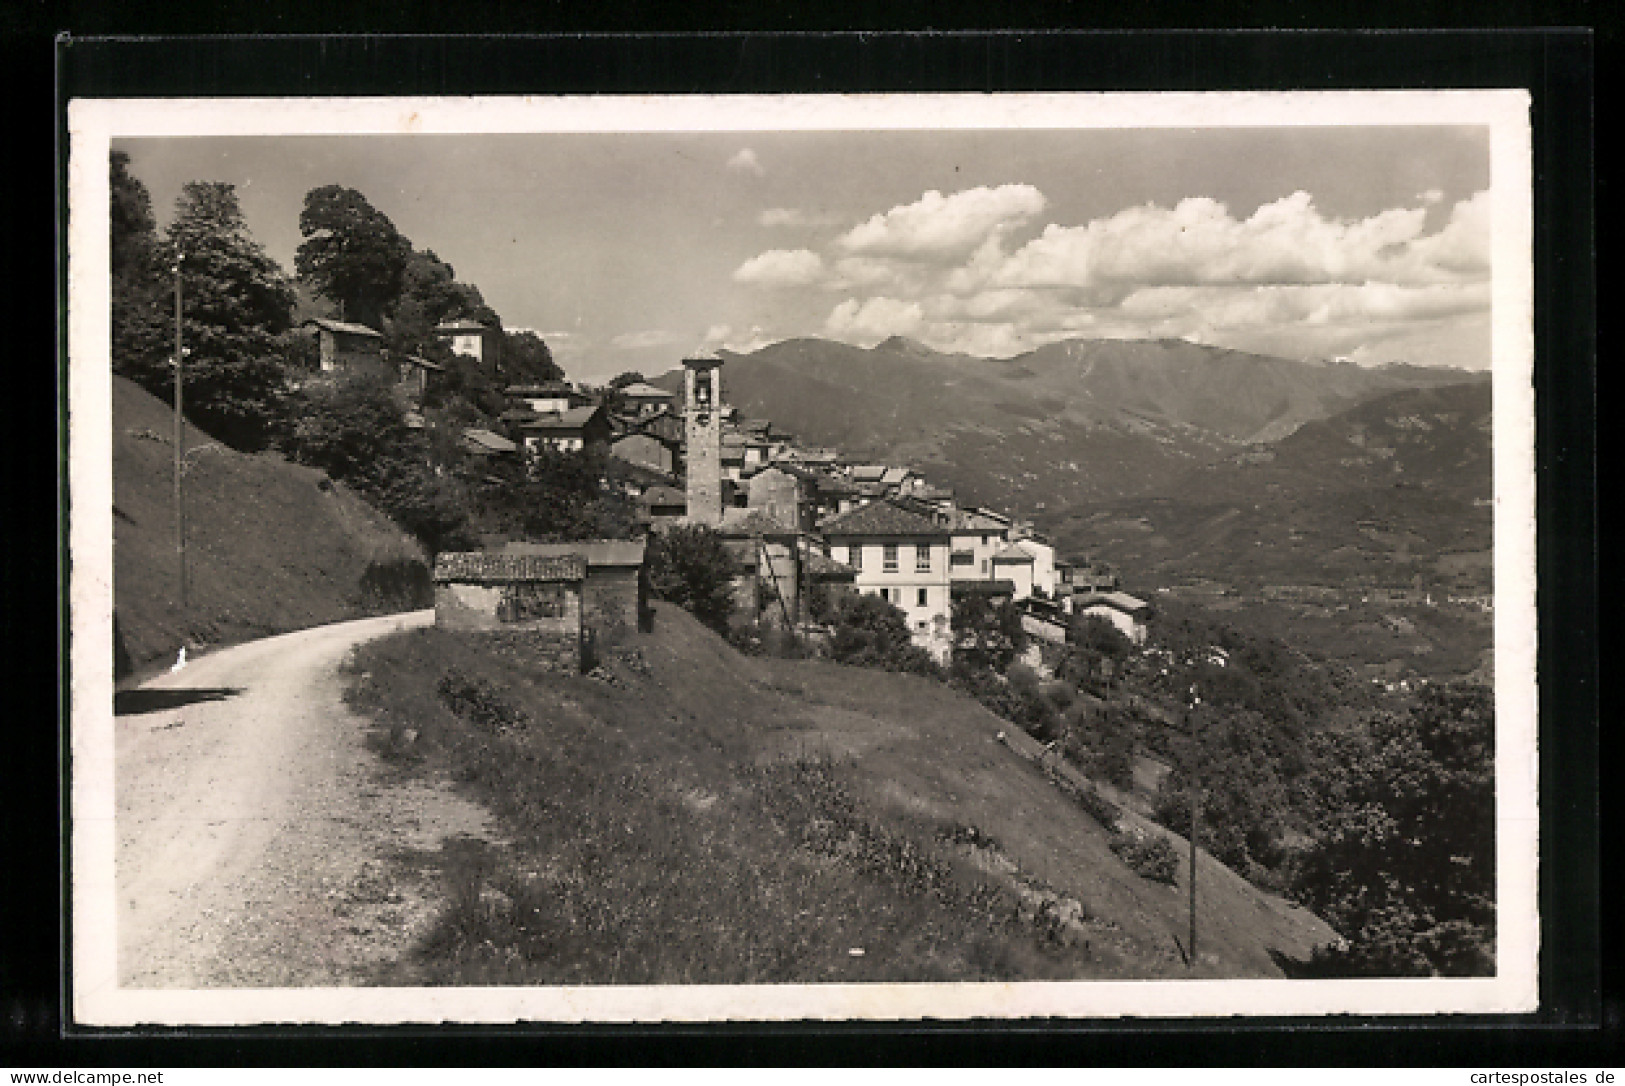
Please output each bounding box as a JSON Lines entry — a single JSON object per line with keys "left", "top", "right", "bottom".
{"left": 116, "top": 610, "right": 501, "bottom": 988}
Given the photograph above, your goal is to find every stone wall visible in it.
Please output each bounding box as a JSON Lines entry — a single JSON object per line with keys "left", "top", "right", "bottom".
{"left": 434, "top": 580, "right": 585, "bottom": 672}
{"left": 582, "top": 566, "right": 645, "bottom": 646}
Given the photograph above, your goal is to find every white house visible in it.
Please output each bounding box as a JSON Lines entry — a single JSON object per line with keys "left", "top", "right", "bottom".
{"left": 435, "top": 318, "right": 499, "bottom": 365}
{"left": 820, "top": 499, "right": 953, "bottom": 664}
{"left": 1012, "top": 537, "right": 1058, "bottom": 598}
{"left": 991, "top": 544, "right": 1036, "bottom": 599}
{"left": 948, "top": 508, "right": 1012, "bottom": 581}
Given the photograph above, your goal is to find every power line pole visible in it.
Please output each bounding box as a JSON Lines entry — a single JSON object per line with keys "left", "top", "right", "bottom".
{"left": 1188, "top": 783, "right": 1200, "bottom": 969}
{"left": 173, "top": 255, "right": 187, "bottom": 613}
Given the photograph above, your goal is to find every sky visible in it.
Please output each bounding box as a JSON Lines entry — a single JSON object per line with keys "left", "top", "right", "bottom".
{"left": 119, "top": 125, "right": 1492, "bottom": 384}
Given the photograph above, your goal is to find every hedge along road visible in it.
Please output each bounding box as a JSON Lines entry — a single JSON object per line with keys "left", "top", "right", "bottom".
{"left": 115, "top": 609, "right": 502, "bottom": 989}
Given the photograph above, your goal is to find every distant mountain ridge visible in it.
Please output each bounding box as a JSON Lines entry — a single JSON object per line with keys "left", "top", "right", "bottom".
{"left": 659, "top": 335, "right": 1486, "bottom": 512}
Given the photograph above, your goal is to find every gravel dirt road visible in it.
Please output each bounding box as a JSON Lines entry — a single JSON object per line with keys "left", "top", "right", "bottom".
{"left": 116, "top": 610, "right": 500, "bottom": 988}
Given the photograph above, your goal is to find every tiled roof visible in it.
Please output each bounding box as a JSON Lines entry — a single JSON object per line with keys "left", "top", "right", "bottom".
{"left": 719, "top": 507, "right": 798, "bottom": 537}
{"left": 819, "top": 499, "right": 949, "bottom": 538}
{"left": 618, "top": 382, "right": 673, "bottom": 398}
{"left": 301, "top": 317, "right": 382, "bottom": 338}
{"left": 880, "top": 466, "right": 912, "bottom": 485}
{"left": 501, "top": 540, "right": 647, "bottom": 567}
{"left": 993, "top": 544, "right": 1035, "bottom": 563}
{"left": 950, "top": 509, "right": 1012, "bottom": 532}
{"left": 433, "top": 551, "right": 585, "bottom": 583}
{"left": 462, "top": 428, "right": 517, "bottom": 453}
{"left": 1074, "top": 591, "right": 1150, "bottom": 614}
{"left": 519, "top": 405, "right": 603, "bottom": 430}
{"left": 850, "top": 465, "right": 888, "bottom": 482}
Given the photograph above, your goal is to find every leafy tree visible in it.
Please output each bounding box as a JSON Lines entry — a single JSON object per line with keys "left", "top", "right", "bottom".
{"left": 283, "top": 370, "right": 473, "bottom": 555}
{"left": 1291, "top": 683, "right": 1495, "bottom": 976}
{"left": 827, "top": 593, "right": 939, "bottom": 676}
{"left": 109, "top": 152, "right": 170, "bottom": 389}
{"left": 501, "top": 330, "right": 563, "bottom": 385}
{"left": 646, "top": 524, "right": 738, "bottom": 633}
{"left": 164, "top": 181, "right": 298, "bottom": 450}
{"left": 295, "top": 185, "right": 411, "bottom": 330}
{"left": 951, "top": 593, "right": 1027, "bottom": 675}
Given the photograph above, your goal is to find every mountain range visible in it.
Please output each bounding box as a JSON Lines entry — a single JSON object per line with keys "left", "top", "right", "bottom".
{"left": 664, "top": 335, "right": 1486, "bottom": 514}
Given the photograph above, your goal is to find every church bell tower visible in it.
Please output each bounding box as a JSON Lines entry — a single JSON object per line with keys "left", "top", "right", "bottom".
{"left": 682, "top": 350, "right": 724, "bottom": 526}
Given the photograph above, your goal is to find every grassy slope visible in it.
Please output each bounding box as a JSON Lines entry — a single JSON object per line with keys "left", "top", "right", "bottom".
{"left": 113, "top": 375, "right": 425, "bottom": 670}
{"left": 347, "top": 603, "right": 1336, "bottom": 984}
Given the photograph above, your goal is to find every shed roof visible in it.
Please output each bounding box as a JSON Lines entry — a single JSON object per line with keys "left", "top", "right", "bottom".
{"left": 301, "top": 317, "right": 382, "bottom": 338}
{"left": 501, "top": 540, "right": 648, "bottom": 567}
{"left": 462, "top": 428, "right": 517, "bottom": 453}
{"left": 880, "top": 466, "right": 913, "bottom": 486}
{"left": 819, "top": 499, "right": 949, "bottom": 538}
{"left": 618, "top": 382, "right": 674, "bottom": 399}
{"left": 850, "top": 464, "right": 889, "bottom": 482}
{"left": 639, "top": 485, "right": 688, "bottom": 506}
{"left": 992, "top": 544, "right": 1035, "bottom": 563}
{"left": 433, "top": 552, "right": 585, "bottom": 583}
{"left": 951, "top": 509, "right": 1012, "bottom": 532}
{"left": 519, "top": 405, "right": 604, "bottom": 431}
{"left": 1075, "top": 591, "right": 1151, "bottom": 614}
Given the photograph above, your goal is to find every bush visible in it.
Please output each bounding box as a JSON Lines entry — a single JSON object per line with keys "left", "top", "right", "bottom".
{"left": 827, "top": 593, "right": 940, "bottom": 677}
{"left": 436, "top": 668, "right": 529, "bottom": 735}
{"left": 646, "top": 524, "right": 737, "bottom": 633}
{"left": 1109, "top": 831, "right": 1180, "bottom": 885}
{"left": 357, "top": 557, "right": 434, "bottom": 612}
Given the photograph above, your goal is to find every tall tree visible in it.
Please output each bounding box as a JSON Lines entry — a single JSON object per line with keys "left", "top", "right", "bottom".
{"left": 295, "top": 185, "right": 411, "bottom": 330}
{"left": 165, "top": 181, "right": 297, "bottom": 449}
{"left": 502, "top": 330, "right": 562, "bottom": 385}
{"left": 109, "top": 152, "right": 170, "bottom": 388}
{"left": 1291, "top": 683, "right": 1495, "bottom": 976}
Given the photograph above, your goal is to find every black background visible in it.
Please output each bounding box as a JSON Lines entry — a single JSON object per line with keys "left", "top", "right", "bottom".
{"left": 6, "top": 10, "right": 1605, "bottom": 1068}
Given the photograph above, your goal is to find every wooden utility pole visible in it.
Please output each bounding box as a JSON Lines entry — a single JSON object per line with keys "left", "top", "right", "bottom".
{"left": 1188, "top": 785, "right": 1200, "bottom": 968}
{"left": 173, "top": 256, "right": 187, "bottom": 612}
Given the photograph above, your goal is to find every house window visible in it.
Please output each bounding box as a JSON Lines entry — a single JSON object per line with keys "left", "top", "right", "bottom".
{"left": 848, "top": 545, "right": 862, "bottom": 571}
{"left": 982, "top": 534, "right": 990, "bottom": 546}
{"left": 917, "top": 587, "right": 928, "bottom": 607}
{"left": 915, "top": 544, "right": 930, "bottom": 572}
{"left": 950, "top": 550, "right": 974, "bottom": 567}
{"left": 883, "top": 544, "right": 899, "bottom": 572}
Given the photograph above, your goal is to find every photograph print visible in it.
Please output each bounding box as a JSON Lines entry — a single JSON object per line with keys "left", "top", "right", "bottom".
{"left": 68, "top": 91, "right": 1536, "bottom": 1025}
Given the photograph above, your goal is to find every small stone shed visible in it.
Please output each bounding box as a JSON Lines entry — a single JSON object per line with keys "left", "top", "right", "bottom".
{"left": 432, "top": 552, "right": 587, "bottom": 672}
{"left": 501, "top": 540, "right": 652, "bottom": 644}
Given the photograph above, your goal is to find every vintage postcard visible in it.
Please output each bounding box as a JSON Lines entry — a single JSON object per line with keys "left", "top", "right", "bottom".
{"left": 68, "top": 91, "right": 1536, "bottom": 1024}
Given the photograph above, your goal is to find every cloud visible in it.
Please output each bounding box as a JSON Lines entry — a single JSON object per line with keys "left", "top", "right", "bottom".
{"left": 1417, "top": 188, "right": 1445, "bottom": 204}
{"left": 732, "top": 248, "right": 826, "bottom": 287}
{"left": 758, "top": 206, "right": 843, "bottom": 228}
{"left": 837, "top": 184, "right": 1047, "bottom": 261}
{"left": 610, "top": 330, "right": 686, "bottom": 350}
{"left": 824, "top": 296, "right": 926, "bottom": 343}
{"left": 726, "top": 148, "right": 764, "bottom": 176}
{"left": 703, "top": 323, "right": 780, "bottom": 354}
{"left": 977, "top": 190, "right": 1491, "bottom": 294}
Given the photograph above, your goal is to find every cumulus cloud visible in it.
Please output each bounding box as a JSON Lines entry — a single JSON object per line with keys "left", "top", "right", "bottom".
{"left": 703, "top": 323, "right": 779, "bottom": 354}
{"left": 758, "top": 206, "right": 843, "bottom": 228}
{"left": 825, "top": 296, "right": 926, "bottom": 343}
{"left": 726, "top": 148, "right": 764, "bottom": 175}
{"left": 732, "top": 248, "right": 826, "bottom": 288}
{"left": 837, "top": 184, "right": 1047, "bottom": 261}
{"left": 610, "top": 330, "right": 687, "bottom": 350}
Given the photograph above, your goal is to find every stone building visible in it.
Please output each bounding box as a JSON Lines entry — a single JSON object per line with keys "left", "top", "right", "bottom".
{"left": 432, "top": 552, "right": 587, "bottom": 672}
{"left": 500, "top": 540, "right": 651, "bottom": 646}
{"left": 682, "top": 351, "right": 724, "bottom": 526}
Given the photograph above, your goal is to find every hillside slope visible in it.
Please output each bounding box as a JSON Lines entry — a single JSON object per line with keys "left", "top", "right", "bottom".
{"left": 1050, "top": 381, "right": 1493, "bottom": 594}
{"left": 350, "top": 604, "right": 1337, "bottom": 983}
{"left": 660, "top": 335, "right": 1484, "bottom": 512}
{"left": 112, "top": 376, "right": 426, "bottom": 671}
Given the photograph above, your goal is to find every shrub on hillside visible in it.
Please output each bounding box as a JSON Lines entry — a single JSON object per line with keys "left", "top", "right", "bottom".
{"left": 646, "top": 524, "right": 737, "bottom": 634}
{"left": 436, "top": 668, "right": 529, "bottom": 736}
{"left": 827, "top": 593, "right": 940, "bottom": 677}
{"left": 1109, "top": 831, "right": 1180, "bottom": 885}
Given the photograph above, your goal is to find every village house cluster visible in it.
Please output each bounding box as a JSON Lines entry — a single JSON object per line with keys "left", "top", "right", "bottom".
{"left": 300, "top": 317, "right": 1147, "bottom": 668}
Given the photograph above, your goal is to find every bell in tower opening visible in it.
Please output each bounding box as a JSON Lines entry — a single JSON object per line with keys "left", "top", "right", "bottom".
{"left": 682, "top": 349, "right": 725, "bottom": 527}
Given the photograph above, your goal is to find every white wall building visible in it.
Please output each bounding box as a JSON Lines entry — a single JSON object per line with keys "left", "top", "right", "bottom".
{"left": 821, "top": 499, "right": 953, "bottom": 664}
